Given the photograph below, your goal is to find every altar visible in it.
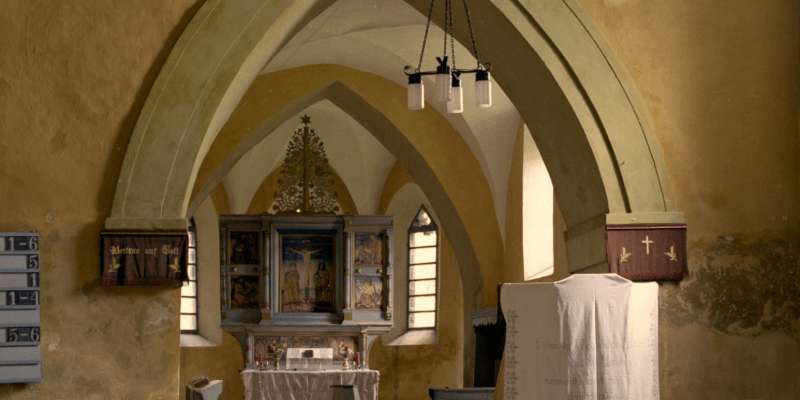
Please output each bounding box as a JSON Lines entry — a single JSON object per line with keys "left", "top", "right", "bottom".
{"left": 242, "top": 370, "right": 379, "bottom": 400}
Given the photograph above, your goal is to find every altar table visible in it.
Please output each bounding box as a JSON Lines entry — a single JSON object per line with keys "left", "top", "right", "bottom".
{"left": 242, "top": 370, "right": 379, "bottom": 400}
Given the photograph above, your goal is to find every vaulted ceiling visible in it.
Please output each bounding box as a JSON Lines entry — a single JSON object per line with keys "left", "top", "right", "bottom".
{"left": 221, "top": 0, "right": 519, "bottom": 235}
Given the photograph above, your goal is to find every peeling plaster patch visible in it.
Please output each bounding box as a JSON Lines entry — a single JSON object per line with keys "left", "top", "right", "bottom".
{"left": 660, "top": 239, "right": 800, "bottom": 340}
{"left": 47, "top": 333, "right": 61, "bottom": 352}
{"left": 141, "top": 298, "right": 174, "bottom": 336}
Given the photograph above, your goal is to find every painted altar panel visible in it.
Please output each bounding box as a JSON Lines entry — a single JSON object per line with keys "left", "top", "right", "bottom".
{"left": 353, "top": 232, "right": 384, "bottom": 267}
{"left": 229, "top": 230, "right": 261, "bottom": 265}
{"left": 229, "top": 275, "right": 261, "bottom": 309}
{"left": 354, "top": 276, "right": 383, "bottom": 310}
{"left": 254, "top": 335, "right": 359, "bottom": 362}
{"left": 279, "top": 233, "right": 336, "bottom": 313}
{"left": 219, "top": 214, "right": 393, "bottom": 370}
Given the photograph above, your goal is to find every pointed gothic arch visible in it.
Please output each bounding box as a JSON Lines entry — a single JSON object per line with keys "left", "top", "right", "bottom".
{"left": 104, "top": 0, "right": 683, "bottom": 384}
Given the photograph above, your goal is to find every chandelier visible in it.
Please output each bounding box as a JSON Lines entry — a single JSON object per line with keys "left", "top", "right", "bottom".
{"left": 404, "top": 0, "right": 492, "bottom": 113}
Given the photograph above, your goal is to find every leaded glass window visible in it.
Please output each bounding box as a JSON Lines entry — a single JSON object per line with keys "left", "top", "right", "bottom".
{"left": 407, "top": 206, "right": 438, "bottom": 329}
{"left": 181, "top": 220, "right": 198, "bottom": 333}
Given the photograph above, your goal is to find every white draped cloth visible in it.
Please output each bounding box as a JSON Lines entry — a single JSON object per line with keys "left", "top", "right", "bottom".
{"left": 501, "top": 274, "right": 659, "bottom": 400}
{"left": 242, "top": 370, "right": 378, "bottom": 400}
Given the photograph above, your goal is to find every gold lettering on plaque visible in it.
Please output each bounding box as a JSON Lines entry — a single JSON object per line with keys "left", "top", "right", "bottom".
{"left": 641, "top": 236, "right": 653, "bottom": 254}
{"left": 110, "top": 246, "right": 139, "bottom": 255}
{"left": 665, "top": 245, "right": 678, "bottom": 261}
{"left": 162, "top": 244, "right": 181, "bottom": 255}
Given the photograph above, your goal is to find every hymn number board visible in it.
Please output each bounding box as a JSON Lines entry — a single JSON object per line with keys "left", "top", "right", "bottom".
{"left": 0, "top": 233, "right": 41, "bottom": 383}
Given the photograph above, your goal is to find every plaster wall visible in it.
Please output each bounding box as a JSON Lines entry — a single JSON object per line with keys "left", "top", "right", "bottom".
{"left": 370, "top": 182, "right": 464, "bottom": 400}
{"left": 567, "top": 0, "right": 800, "bottom": 398}
{"left": 368, "top": 229, "right": 463, "bottom": 400}
{"left": 0, "top": 0, "right": 797, "bottom": 399}
{"left": 504, "top": 120, "right": 570, "bottom": 286}
{"left": 179, "top": 333, "right": 244, "bottom": 400}
{"left": 0, "top": 1, "right": 200, "bottom": 398}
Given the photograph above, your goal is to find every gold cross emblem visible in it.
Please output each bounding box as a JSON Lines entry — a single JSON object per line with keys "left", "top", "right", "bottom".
{"left": 642, "top": 236, "right": 653, "bottom": 254}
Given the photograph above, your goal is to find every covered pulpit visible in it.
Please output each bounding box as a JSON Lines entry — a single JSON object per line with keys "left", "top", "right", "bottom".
{"left": 501, "top": 274, "right": 659, "bottom": 399}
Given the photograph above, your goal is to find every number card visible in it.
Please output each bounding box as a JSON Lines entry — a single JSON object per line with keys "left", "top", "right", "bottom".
{"left": 0, "top": 233, "right": 40, "bottom": 383}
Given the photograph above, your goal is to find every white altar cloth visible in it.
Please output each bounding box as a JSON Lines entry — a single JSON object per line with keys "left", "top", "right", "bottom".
{"left": 243, "top": 370, "right": 379, "bottom": 400}
{"left": 501, "top": 274, "right": 659, "bottom": 400}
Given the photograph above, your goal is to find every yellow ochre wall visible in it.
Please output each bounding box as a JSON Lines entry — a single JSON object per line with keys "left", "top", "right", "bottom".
{"left": 576, "top": 1, "right": 800, "bottom": 398}
{"left": 0, "top": 1, "right": 797, "bottom": 400}
{"left": 370, "top": 162, "right": 465, "bottom": 400}
{"left": 499, "top": 1, "right": 799, "bottom": 398}
{"left": 0, "top": 1, "right": 201, "bottom": 398}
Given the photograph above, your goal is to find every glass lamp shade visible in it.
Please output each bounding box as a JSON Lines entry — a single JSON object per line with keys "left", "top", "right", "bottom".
{"left": 475, "top": 70, "right": 492, "bottom": 108}
{"left": 447, "top": 76, "right": 463, "bottom": 114}
{"left": 407, "top": 74, "right": 424, "bottom": 110}
{"left": 435, "top": 73, "right": 452, "bottom": 102}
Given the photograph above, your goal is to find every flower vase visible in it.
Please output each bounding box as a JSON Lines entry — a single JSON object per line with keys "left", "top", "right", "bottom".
{"left": 273, "top": 357, "right": 280, "bottom": 370}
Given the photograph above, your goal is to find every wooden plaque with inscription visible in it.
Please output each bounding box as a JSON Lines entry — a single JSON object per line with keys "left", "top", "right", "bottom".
{"left": 100, "top": 230, "right": 188, "bottom": 286}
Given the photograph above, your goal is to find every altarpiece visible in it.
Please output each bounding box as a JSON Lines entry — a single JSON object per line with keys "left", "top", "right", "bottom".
{"left": 219, "top": 116, "right": 394, "bottom": 370}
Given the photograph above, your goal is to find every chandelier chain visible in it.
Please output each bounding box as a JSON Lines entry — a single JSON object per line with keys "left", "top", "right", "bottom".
{"left": 449, "top": 0, "right": 456, "bottom": 71}
{"left": 417, "top": 0, "right": 437, "bottom": 72}
{"left": 443, "top": 0, "right": 448, "bottom": 60}
{"left": 462, "top": 0, "right": 481, "bottom": 68}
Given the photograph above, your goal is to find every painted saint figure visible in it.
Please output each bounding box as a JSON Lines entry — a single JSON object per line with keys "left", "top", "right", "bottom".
{"left": 354, "top": 233, "right": 382, "bottom": 266}
{"left": 231, "top": 276, "right": 259, "bottom": 309}
{"left": 313, "top": 262, "right": 331, "bottom": 304}
{"left": 284, "top": 263, "right": 300, "bottom": 304}
{"left": 230, "top": 231, "right": 260, "bottom": 265}
{"left": 356, "top": 277, "right": 381, "bottom": 309}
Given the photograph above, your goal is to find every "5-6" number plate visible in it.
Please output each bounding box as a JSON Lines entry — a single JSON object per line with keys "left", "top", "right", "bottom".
{"left": 7, "top": 327, "right": 39, "bottom": 342}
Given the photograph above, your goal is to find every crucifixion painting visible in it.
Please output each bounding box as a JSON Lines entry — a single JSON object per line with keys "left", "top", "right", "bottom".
{"left": 280, "top": 234, "right": 335, "bottom": 313}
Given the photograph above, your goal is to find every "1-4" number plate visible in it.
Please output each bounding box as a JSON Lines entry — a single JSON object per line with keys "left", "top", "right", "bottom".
{"left": 6, "top": 291, "right": 39, "bottom": 306}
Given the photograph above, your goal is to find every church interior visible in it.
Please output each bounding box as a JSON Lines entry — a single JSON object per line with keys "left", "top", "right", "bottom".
{"left": 0, "top": 0, "right": 798, "bottom": 399}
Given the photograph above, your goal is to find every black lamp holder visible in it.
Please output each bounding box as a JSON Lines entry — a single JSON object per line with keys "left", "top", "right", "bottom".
{"left": 403, "top": 0, "right": 491, "bottom": 79}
